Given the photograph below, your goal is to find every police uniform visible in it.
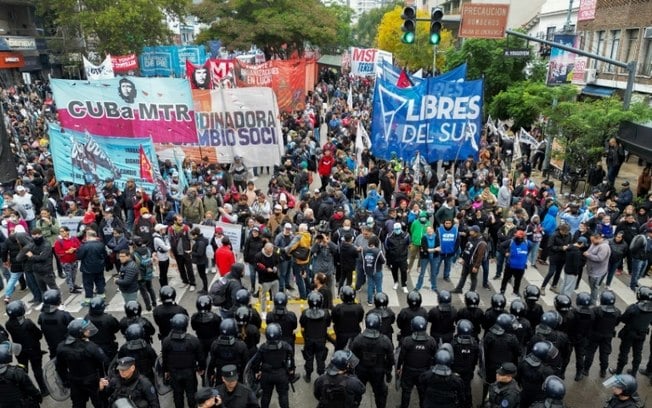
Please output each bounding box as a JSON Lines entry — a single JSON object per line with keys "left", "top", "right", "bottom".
{"left": 482, "top": 323, "right": 521, "bottom": 401}
{"left": 5, "top": 310, "right": 48, "bottom": 395}
{"left": 586, "top": 303, "right": 621, "bottom": 377}
{"left": 528, "top": 325, "right": 571, "bottom": 379}
{"left": 419, "top": 365, "right": 466, "bottom": 408}
{"left": 396, "top": 306, "right": 428, "bottom": 342}
{"left": 398, "top": 329, "right": 438, "bottom": 408}
{"left": 451, "top": 332, "right": 480, "bottom": 408}
{"left": 191, "top": 309, "right": 222, "bottom": 357}
{"left": 161, "top": 319, "right": 204, "bottom": 408}
{"left": 0, "top": 363, "right": 42, "bottom": 408}
{"left": 207, "top": 334, "right": 249, "bottom": 385}
{"left": 103, "top": 357, "right": 160, "bottom": 408}
{"left": 266, "top": 308, "right": 298, "bottom": 350}
{"left": 525, "top": 300, "right": 544, "bottom": 329}
{"left": 299, "top": 303, "right": 331, "bottom": 380}
{"left": 349, "top": 328, "right": 394, "bottom": 408}
{"left": 153, "top": 303, "right": 189, "bottom": 340}
{"left": 331, "top": 301, "right": 364, "bottom": 350}
{"left": 517, "top": 354, "right": 554, "bottom": 408}
{"left": 456, "top": 307, "right": 485, "bottom": 340}
{"left": 117, "top": 337, "right": 158, "bottom": 384}
{"left": 314, "top": 367, "right": 365, "bottom": 408}
{"left": 119, "top": 315, "right": 156, "bottom": 344}
{"left": 250, "top": 338, "right": 294, "bottom": 408}
{"left": 38, "top": 303, "right": 74, "bottom": 357}
{"left": 85, "top": 307, "right": 121, "bottom": 361}
{"left": 572, "top": 302, "right": 596, "bottom": 380}
{"left": 215, "top": 365, "right": 260, "bottom": 408}
{"left": 428, "top": 303, "right": 457, "bottom": 345}
{"left": 484, "top": 363, "right": 520, "bottom": 408}
{"left": 614, "top": 300, "right": 652, "bottom": 375}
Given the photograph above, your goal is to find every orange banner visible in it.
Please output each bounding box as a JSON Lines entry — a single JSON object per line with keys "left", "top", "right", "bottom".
{"left": 234, "top": 59, "right": 307, "bottom": 112}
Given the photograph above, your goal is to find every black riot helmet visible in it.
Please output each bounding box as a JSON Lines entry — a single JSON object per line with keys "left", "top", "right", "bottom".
{"left": 274, "top": 292, "right": 288, "bottom": 313}
{"left": 160, "top": 286, "right": 177, "bottom": 304}
{"left": 365, "top": 312, "right": 381, "bottom": 331}
{"left": 491, "top": 293, "right": 506, "bottom": 311}
{"left": 496, "top": 313, "right": 517, "bottom": 331}
{"left": 307, "top": 291, "right": 324, "bottom": 309}
{"left": 637, "top": 286, "right": 652, "bottom": 302}
{"left": 196, "top": 295, "right": 212, "bottom": 312}
{"left": 43, "top": 289, "right": 62, "bottom": 312}
{"left": 407, "top": 290, "right": 422, "bottom": 308}
{"left": 432, "top": 349, "right": 453, "bottom": 376}
{"left": 576, "top": 292, "right": 592, "bottom": 308}
{"left": 438, "top": 290, "right": 452, "bottom": 305}
{"left": 235, "top": 289, "right": 251, "bottom": 306}
{"left": 612, "top": 374, "right": 638, "bottom": 397}
{"left": 265, "top": 323, "right": 282, "bottom": 342}
{"left": 340, "top": 286, "right": 356, "bottom": 303}
{"left": 554, "top": 294, "right": 572, "bottom": 312}
{"left": 0, "top": 341, "right": 15, "bottom": 364}
{"left": 6, "top": 300, "right": 25, "bottom": 318}
{"left": 524, "top": 285, "right": 541, "bottom": 301}
{"left": 125, "top": 323, "right": 145, "bottom": 341}
{"left": 68, "top": 318, "right": 98, "bottom": 339}
{"left": 464, "top": 291, "right": 480, "bottom": 309}
{"left": 235, "top": 306, "right": 251, "bottom": 326}
{"left": 542, "top": 375, "right": 566, "bottom": 400}
{"left": 600, "top": 290, "right": 616, "bottom": 312}
{"left": 456, "top": 319, "right": 474, "bottom": 336}
{"left": 531, "top": 341, "right": 558, "bottom": 361}
{"left": 509, "top": 299, "right": 527, "bottom": 318}
{"left": 89, "top": 296, "right": 106, "bottom": 315}
{"left": 124, "top": 301, "right": 142, "bottom": 318}
{"left": 374, "top": 292, "right": 389, "bottom": 309}
{"left": 170, "top": 314, "right": 189, "bottom": 332}
{"left": 541, "top": 311, "right": 561, "bottom": 330}
{"left": 220, "top": 318, "right": 238, "bottom": 337}
{"left": 411, "top": 316, "right": 427, "bottom": 333}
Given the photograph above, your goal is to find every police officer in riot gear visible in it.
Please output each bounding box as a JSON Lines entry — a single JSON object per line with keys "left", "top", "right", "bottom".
{"left": 56, "top": 318, "right": 110, "bottom": 408}
{"left": 397, "top": 316, "right": 438, "bottom": 408}
{"left": 314, "top": 350, "right": 365, "bottom": 408}
{"left": 587, "top": 290, "right": 621, "bottom": 379}
{"left": 528, "top": 311, "right": 571, "bottom": 379}
{"left": 266, "top": 292, "right": 298, "bottom": 350}
{"left": 119, "top": 300, "right": 156, "bottom": 344}
{"left": 207, "top": 318, "right": 249, "bottom": 385}
{"left": 529, "top": 375, "right": 568, "bottom": 408}
{"left": 483, "top": 293, "right": 507, "bottom": 333}
{"left": 428, "top": 290, "right": 457, "bottom": 345}
{"left": 349, "top": 313, "right": 394, "bottom": 408}
{"left": 456, "top": 291, "right": 484, "bottom": 340}
{"left": 397, "top": 290, "right": 428, "bottom": 342}
{"left": 250, "top": 323, "right": 295, "bottom": 408}
{"left": 482, "top": 313, "right": 521, "bottom": 402}
{"left": 332, "top": 286, "right": 364, "bottom": 351}
{"left": 117, "top": 323, "right": 157, "bottom": 384}
{"left": 612, "top": 286, "right": 652, "bottom": 376}
{"left": 235, "top": 305, "right": 261, "bottom": 361}
{"left": 367, "top": 292, "right": 396, "bottom": 345}
{"left": 0, "top": 340, "right": 42, "bottom": 407}
{"left": 553, "top": 294, "right": 574, "bottom": 335}
{"left": 419, "top": 346, "right": 466, "bottom": 408}
{"left": 153, "top": 286, "right": 189, "bottom": 340}
{"left": 38, "top": 288, "right": 74, "bottom": 357}
{"left": 603, "top": 373, "right": 644, "bottom": 408}
{"left": 510, "top": 299, "right": 533, "bottom": 353}
{"left": 300, "top": 292, "right": 331, "bottom": 382}
{"left": 100, "top": 356, "right": 160, "bottom": 408}
{"left": 484, "top": 362, "right": 520, "bottom": 408}
{"left": 6, "top": 300, "right": 49, "bottom": 396}
{"left": 573, "top": 292, "right": 596, "bottom": 381}
{"left": 452, "top": 319, "right": 480, "bottom": 408}
{"left": 517, "top": 343, "right": 555, "bottom": 408}
{"left": 524, "top": 284, "right": 544, "bottom": 328}
{"left": 161, "top": 313, "right": 204, "bottom": 408}
{"left": 192, "top": 294, "right": 222, "bottom": 354}
{"left": 84, "top": 296, "right": 120, "bottom": 361}
{"left": 232, "top": 288, "right": 262, "bottom": 329}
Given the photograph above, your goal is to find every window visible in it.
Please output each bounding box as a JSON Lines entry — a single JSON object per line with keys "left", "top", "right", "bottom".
{"left": 546, "top": 26, "right": 556, "bottom": 41}
{"left": 592, "top": 30, "right": 606, "bottom": 69}
{"left": 607, "top": 30, "right": 621, "bottom": 72}
{"left": 622, "top": 29, "right": 640, "bottom": 73}
{"left": 643, "top": 39, "right": 652, "bottom": 76}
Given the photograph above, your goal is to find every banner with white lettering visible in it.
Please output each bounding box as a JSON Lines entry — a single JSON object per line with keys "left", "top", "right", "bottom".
{"left": 350, "top": 47, "right": 380, "bottom": 77}
{"left": 111, "top": 54, "right": 139, "bottom": 73}
{"left": 193, "top": 87, "right": 284, "bottom": 166}
{"left": 59, "top": 216, "right": 84, "bottom": 234}
{"left": 50, "top": 77, "right": 197, "bottom": 144}
{"left": 197, "top": 222, "right": 242, "bottom": 253}
{"left": 371, "top": 77, "right": 484, "bottom": 162}
{"left": 83, "top": 55, "right": 115, "bottom": 80}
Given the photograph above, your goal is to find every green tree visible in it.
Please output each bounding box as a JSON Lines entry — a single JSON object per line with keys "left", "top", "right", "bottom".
{"left": 193, "top": 0, "right": 338, "bottom": 58}
{"left": 324, "top": 4, "right": 355, "bottom": 52}
{"left": 489, "top": 81, "right": 577, "bottom": 130}
{"left": 352, "top": 2, "right": 399, "bottom": 48}
{"left": 375, "top": 6, "right": 453, "bottom": 72}
{"left": 35, "top": 0, "right": 188, "bottom": 55}
{"left": 445, "top": 37, "right": 531, "bottom": 104}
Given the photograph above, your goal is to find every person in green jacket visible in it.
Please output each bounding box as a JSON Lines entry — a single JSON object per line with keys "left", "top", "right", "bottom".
{"left": 409, "top": 211, "right": 431, "bottom": 273}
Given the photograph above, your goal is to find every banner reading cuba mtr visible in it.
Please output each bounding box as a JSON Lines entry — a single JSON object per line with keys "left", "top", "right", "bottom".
{"left": 51, "top": 77, "right": 197, "bottom": 144}
{"left": 371, "top": 78, "right": 484, "bottom": 163}
{"left": 193, "top": 87, "right": 284, "bottom": 167}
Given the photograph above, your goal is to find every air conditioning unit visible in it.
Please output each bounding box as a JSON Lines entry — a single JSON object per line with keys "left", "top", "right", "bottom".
{"left": 644, "top": 27, "right": 652, "bottom": 39}
{"left": 584, "top": 68, "right": 597, "bottom": 84}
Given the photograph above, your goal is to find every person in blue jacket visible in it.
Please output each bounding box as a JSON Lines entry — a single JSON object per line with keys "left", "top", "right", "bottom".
{"left": 500, "top": 229, "right": 531, "bottom": 295}
{"left": 539, "top": 201, "right": 559, "bottom": 263}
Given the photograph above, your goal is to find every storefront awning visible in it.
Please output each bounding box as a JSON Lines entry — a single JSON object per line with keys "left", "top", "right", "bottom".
{"left": 619, "top": 121, "right": 652, "bottom": 162}
{"left": 317, "top": 55, "right": 342, "bottom": 67}
{"left": 581, "top": 85, "right": 616, "bottom": 98}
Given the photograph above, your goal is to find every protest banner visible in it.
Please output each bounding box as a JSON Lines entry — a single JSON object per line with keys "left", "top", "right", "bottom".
{"left": 50, "top": 77, "right": 197, "bottom": 144}
{"left": 547, "top": 34, "right": 578, "bottom": 86}
{"left": 49, "top": 122, "right": 161, "bottom": 193}
{"left": 59, "top": 216, "right": 84, "bottom": 235}
{"left": 234, "top": 59, "right": 306, "bottom": 112}
{"left": 83, "top": 55, "right": 114, "bottom": 80}
{"left": 198, "top": 222, "right": 242, "bottom": 253}
{"left": 140, "top": 46, "right": 178, "bottom": 77}
{"left": 193, "top": 87, "right": 284, "bottom": 167}
{"left": 111, "top": 54, "right": 139, "bottom": 73}
{"left": 371, "top": 77, "right": 483, "bottom": 162}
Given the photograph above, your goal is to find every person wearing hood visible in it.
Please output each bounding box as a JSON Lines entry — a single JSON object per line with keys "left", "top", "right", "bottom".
{"left": 132, "top": 207, "right": 156, "bottom": 249}
{"left": 434, "top": 196, "right": 456, "bottom": 227}
{"left": 17, "top": 227, "right": 57, "bottom": 300}
{"left": 361, "top": 186, "right": 381, "bottom": 212}
{"left": 386, "top": 222, "right": 411, "bottom": 293}
{"left": 190, "top": 227, "right": 210, "bottom": 294}
{"left": 2, "top": 224, "right": 31, "bottom": 303}
{"left": 539, "top": 199, "right": 559, "bottom": 264}
{"left": 497, "top": 177, "right": 513, "bottom": 215}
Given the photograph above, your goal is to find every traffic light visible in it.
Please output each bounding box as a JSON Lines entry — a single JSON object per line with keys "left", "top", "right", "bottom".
{"left": 401, "top": 6, "right": 416, "bottom": 44}
{"left": 429, "top": 7, "right": 443, "bottom": 45}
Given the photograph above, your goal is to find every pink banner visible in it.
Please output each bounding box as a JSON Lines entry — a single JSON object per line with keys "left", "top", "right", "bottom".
{"left": 111, "top": 54, "right": 139, "bottom": 72}
{"left": 578, "top": 0, "right": 596, "bottom": 21}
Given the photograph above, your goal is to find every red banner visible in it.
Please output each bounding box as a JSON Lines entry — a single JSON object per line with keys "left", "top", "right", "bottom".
{"left": 111, "top": 54, "right": 138, "bottom": 72}
{"left": 139, "top": 144, "right": 154, "bottom": 182}
{"left": 234, "top": 59, "right": 306, "bottom": 112}
{"left": 207, "top": 58, "right": 236, "bottom": 89}
{"left": 186, "top": 60, "right": 212, "bottom": 89}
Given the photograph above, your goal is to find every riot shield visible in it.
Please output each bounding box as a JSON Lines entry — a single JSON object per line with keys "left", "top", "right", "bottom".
{"left": 154, "top": 354, "right": 172, "bottom": 395}
{"left": 243, "top": 355, "right": 261, "bottom": 398}
{"left": 43, "top": 358, "right": 70, "bottom": 401}
{"left": 394, "top": 346, "right": 401, "bottom": 391}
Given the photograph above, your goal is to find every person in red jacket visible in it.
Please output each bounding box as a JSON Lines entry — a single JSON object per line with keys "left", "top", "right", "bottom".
{"left": 317, "top": 149, "right": 335, "bottom": 191}
{"left": 53, "top": 226, "right": 82, "bottom": 294}
{"left": 215, "top": 236, "right": 236, "bottom": 276}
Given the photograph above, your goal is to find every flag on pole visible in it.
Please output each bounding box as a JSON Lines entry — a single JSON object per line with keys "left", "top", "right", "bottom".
{"left": 139, "top": 144, "right": 154, "bottom": 183}
{"left": 518, "top": 128, "right": 539, "bottom": 146}
{"left": 396, "top": 68, "right": 413, "bottom": 88}
{"left": 514, "top": 131, "right": 522, "bottom": 159}
{"left": 355, "top": 121, "right": 371, "bottom": 165}
{"left": 413, "top": 68, "right": 423, "bottom": 78}
{"left": 347, "top": 85, "right": 353, "bottom": 110}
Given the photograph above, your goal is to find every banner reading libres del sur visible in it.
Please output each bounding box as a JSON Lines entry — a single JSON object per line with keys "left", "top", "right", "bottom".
{"left": 371, "top": 78, "right": 484, "bottom": 163}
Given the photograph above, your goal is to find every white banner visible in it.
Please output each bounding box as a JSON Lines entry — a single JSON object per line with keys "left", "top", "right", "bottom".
{"left": 83, "top": 55, "right": 115, "bottom": 80}
{"left": 350, "top": 47, "right": 393, "bottom": 77}
{"left": 356, "top": 121, "right": 371, "bottom": 165}
{"left": 59, "top": 216, "right": 84, "bottom": 234}
{"left": 518, "top": 128, "right": 539, "bottom": 146}
{"left": 194, "top": 87, "right": 285, "bottom": 167}
{"left": 197, "top": 221, "right": 242, "bottom": 254}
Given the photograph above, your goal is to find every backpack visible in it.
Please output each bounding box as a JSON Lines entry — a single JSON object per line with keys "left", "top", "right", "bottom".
{"left": 133, "top": 249, "right": 153, "bottom": 280}
{"left": 210, "top": 276, "right": 235, "bottom": 307}
{"left": 321, "top": 375, "right": 352, "bottom": 408}
{"left": 291, "top": 246, "right": 311, "bottom": 262}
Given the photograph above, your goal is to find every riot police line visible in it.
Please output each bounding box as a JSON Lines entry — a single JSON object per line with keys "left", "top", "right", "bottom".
{"left": 1, "top": 265, "right": 650, "bottom": 408}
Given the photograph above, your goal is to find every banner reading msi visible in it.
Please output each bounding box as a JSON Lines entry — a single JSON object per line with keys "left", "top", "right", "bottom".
{"left": 50, "top": 77, "right": 197, "bottom": 144}
{"left": 193, "top": 87, "right": 284, "bottom": 166}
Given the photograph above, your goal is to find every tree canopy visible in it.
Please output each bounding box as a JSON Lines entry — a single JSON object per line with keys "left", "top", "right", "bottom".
{"left": 375, "top": 6, "right": 453, "bottom": 72}
{"left": 36, "top": 0, "right": 189, "bottom": 55}
{"left": 193, "top": 0, "right": 341, "bottom": 58}
{"left": 352, "top": 1, "right": 400, "bottom": 48}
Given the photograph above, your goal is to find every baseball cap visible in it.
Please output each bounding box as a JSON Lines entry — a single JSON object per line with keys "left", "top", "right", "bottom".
{"left": 284, "top": 223, "right": 293, "bottom": 230}
{"left": 497, "top": 362, "right": 517, "bottom": 376}
{"left": 514, "top": 230, "right": 525, "bottom": 239}
{"left": 15, "top": 185, "right": 25, "bottom": 193}
{"left": 215, "top": 226, "right": 224, "bottom": 234}
{"left": 469, "top": 225, "right": 481, "bottom": 233}
{"left": 251, "top": 226, "right": 260, "bottom": 233}
{"left": 117, "top": 357, "right": 135, "bottom": 371}
{"left": 274, "top": 204, "right": 282, "bottom": 210}
{"left": 195, "top": 387, "right": 220, "bottom": 405}
{"left": 221, "top": 364, "right": 238, "bottom": 381}
{"left": 393, "top": 223, "right": 402, "bottom": 230}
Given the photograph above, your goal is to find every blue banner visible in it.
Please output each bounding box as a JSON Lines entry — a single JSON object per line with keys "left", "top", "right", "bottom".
{"left": 140, "top": 46, "right": 179, "bottom": 77}
{"left": 371, "top": 77, "right": 483, "bottom": 163}
{"left": 177, "top": 45, "right": 207, "bottom": 75}
{"left": 48, "top": 122, "right": 160, "bottom": 193}
{"left": 380, "top": 61, "right": 467, "bottom": 85}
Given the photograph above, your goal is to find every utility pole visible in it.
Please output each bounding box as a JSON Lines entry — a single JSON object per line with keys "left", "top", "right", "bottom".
{"left": 563, "top": 0, "right": 574, "bottom": 33}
